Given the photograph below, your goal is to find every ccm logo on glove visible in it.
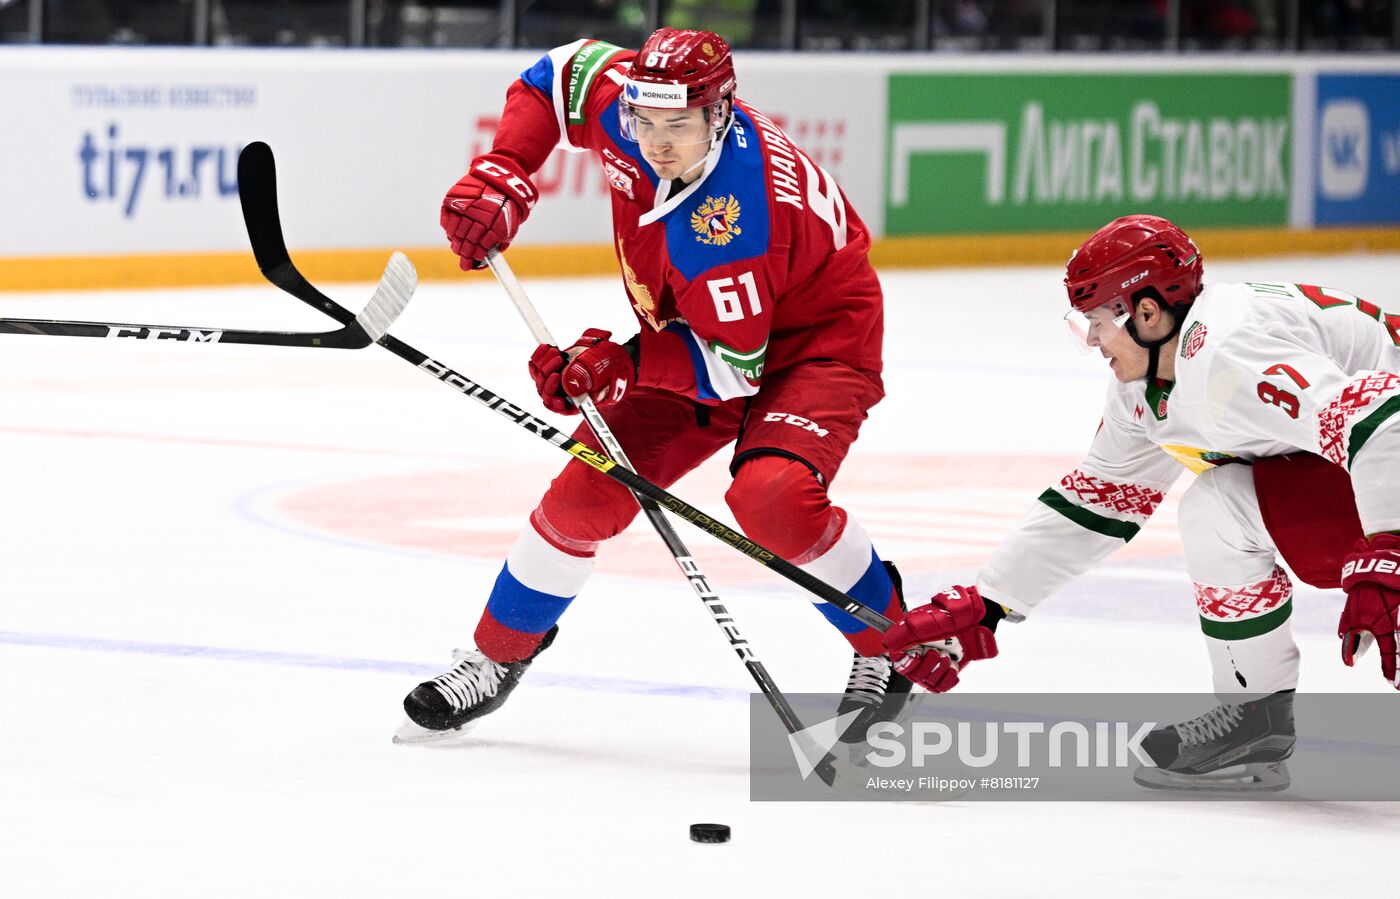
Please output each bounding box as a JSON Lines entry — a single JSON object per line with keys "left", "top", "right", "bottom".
{"left": 440, "top": 155, "right": 538, "bottom": 271}
{"left": 473, "top": 160, "right": 538, "bottom": 207}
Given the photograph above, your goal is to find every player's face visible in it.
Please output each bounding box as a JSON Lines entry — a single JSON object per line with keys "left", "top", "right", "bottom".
{"left": 1097, "top": 326, "right": 1151, "bottom": 381}
{"left": 632, "top": 107, "right": 712, "bottom": 182}
{"left": 1079, "top": 305, "right": 1147, "bottom": 381}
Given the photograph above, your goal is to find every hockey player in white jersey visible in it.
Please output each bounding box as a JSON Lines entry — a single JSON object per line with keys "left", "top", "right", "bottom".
{"left": 882, "top": 214, "right": 1400, "bottom": 790}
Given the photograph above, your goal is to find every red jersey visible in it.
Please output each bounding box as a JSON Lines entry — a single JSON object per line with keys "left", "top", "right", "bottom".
{"left": 488, "top": 39, "right": 884, "bottom": 404}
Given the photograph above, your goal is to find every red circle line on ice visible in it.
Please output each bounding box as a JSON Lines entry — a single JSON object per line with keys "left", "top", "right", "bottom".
{"left": 274, "top": 454, "right": 1185, "bottom": 584}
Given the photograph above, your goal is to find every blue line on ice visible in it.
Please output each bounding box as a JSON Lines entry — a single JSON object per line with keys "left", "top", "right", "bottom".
{"left": 0, "top": 629, "right": 749, "bottom": 702}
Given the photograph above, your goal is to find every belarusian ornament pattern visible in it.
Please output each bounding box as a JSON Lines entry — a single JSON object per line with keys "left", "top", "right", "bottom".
{"left": 1058, "top": 469, "right": 1165, "bottom": 518}
{"left": 1195, "top": 566, "right": 1292, "bottom": 621}
{"left": 1317, "top": 372, "right": 1400, "bottom": 464}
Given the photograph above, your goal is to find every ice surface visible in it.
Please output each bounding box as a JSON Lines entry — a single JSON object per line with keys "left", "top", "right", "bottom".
{"left": 2, "top": 255, "right": 1398, "bottom": 896}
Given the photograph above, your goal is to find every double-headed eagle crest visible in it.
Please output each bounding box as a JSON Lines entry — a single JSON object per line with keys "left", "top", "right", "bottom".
{"left": 691, "top": 195, "right": 743, "bottom": 247}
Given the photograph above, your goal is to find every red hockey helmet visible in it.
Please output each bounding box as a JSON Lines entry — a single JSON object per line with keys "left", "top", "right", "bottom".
{"left": 1064, "top": 214, "right": 1203, "bottom": 315}
{"left": 623, "top": 28, "right": 736, "bottom": 110}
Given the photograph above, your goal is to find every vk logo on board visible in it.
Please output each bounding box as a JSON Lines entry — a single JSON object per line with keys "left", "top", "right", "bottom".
{"left": 1319, "top": 99, "right": 1369, "bottom": 201}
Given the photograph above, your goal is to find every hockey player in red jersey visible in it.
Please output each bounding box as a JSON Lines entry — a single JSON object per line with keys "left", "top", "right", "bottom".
{"left": 397, "top": 28, "right": 911, "bottom": 742}
{"left": 881, "top": 215, "right": 1400, "bottom": 790}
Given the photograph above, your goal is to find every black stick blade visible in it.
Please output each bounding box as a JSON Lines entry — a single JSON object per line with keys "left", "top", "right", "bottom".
{"left": 236, "top": 141, "right": 354, "bottom": 326}
{"left": 237, "top": 141, "right": 290, "bottom": 274}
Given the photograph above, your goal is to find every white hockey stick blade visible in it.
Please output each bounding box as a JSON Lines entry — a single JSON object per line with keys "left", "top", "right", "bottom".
{"left": 355, "top": 252, "right": 417, "bottom": 343}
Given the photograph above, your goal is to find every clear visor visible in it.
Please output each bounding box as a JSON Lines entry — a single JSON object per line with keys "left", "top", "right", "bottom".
{"left": 619, "top": 102, "right": 723, "bottom": 148}
{"left": 1064, "top": 302, "right": 1131, "bottom": 353}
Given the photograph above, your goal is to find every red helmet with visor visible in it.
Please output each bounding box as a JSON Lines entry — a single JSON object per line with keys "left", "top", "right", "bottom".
{"left": 620, "top": 28, "right": 736, "bottom": 146}
{"left": 1063, "top": 215, "right": 1204, "bottom": 352}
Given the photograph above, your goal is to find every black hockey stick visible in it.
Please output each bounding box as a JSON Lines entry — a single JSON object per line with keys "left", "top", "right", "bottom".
{"left": 0, "top": 255, "right": 414, "bottom": 350}
{"left": 484, "top": 248, "right": 814, "bottom": 741}
{"left": 236, "top": 142, "right": 891, "bottom": 632}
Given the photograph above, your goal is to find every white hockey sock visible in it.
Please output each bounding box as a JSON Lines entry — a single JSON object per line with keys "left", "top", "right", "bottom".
{"left": 1196, "top": 566, "right": 1301, "bottom": 694}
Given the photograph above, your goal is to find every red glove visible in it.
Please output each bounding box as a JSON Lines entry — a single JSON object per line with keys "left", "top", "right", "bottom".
{"left": 1339, "top": 533, "right": 1400, "bottom": 689}
{"left": 440, "top": 155, "right": 538, "bottom": 271}
{"left": 528, "top": 329, "right": 635, "bottom": 415}
{"left": 881, "top": 585, "right": 1000, "bottom": 692}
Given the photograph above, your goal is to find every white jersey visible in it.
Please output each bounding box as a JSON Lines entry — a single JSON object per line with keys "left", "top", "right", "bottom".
{"left": 980, "top": 280, "right": 1400, "bottom": 614}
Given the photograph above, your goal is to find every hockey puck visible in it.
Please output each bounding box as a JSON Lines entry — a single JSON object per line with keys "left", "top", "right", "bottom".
{"left": 689, "top": 823, "right": 731, "bottom": 844}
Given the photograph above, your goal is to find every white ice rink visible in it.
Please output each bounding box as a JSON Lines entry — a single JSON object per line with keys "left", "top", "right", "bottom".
{"left": 3, "top": 255, "right": 1398, "bottom": 897}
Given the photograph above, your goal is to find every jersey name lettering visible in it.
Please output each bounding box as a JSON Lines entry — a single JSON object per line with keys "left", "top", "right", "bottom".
{"left": 746, "top": 109, "right": 804, "bottom": 209}
{"left": 1247, "top": 282, "right": 1400, "bottom": 347}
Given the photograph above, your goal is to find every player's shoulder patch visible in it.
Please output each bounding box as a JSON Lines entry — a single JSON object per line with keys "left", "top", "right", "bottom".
{"left": 1176, "top": 283, "right": 1254, "bottom": 367}
{"left": 1179, "top": 319, "right": 1208, "bottom": 360}
{"left": 561, "top": 40, "right": 626, "bottom": 126}
{"left": 520, "top": 40, "right": 627, "bottom": 125}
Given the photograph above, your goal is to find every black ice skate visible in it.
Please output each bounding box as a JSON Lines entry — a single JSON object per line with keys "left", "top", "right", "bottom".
{"left": 837, "top": 653, "right": 916, "bottom": 744}
{"left": 394, "top": 626, "right": 558, "bottom": 745}
{"left": 1133, "top": 691, "right": 1295, "bottom": 792}
{"left": 837, "top": 562, "right": 915, "bottom": 744}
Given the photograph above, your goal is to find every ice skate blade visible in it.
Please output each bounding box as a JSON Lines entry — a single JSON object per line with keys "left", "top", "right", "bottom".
{"left": 392, "top": 717, "right": 481, "bottom": 745}
{"left": 1133, "top": 760, "right": 1290, "bottom": 793}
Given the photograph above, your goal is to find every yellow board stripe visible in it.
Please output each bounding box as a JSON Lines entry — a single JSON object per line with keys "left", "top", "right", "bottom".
{"left": 0, "top": 245, "right": 619, "bottom": 292}
{"left": 2, "top": 227, "right": 1399, "bottom": 292}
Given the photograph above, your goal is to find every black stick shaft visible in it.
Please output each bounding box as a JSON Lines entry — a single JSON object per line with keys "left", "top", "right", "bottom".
{"left": 0, "top": 316, "right": 366, "bottom": 348}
